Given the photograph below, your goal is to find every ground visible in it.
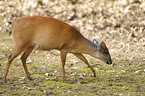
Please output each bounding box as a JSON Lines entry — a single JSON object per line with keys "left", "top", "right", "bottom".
{"left": 0, "top": 0, "right": 145, "bottom": 95}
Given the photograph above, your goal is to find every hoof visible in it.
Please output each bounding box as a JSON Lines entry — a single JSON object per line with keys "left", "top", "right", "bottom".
{"left": 63, "top": 78, "right": 66, "bottom": 82}
{"left": 93, "top": 72, "right": 96, "bottom": 77}
{"left": 3, "top": 77, "right": 7, "bottom": 83}
{"left": 28, "top": 77, "right": 33, "bottom": 80}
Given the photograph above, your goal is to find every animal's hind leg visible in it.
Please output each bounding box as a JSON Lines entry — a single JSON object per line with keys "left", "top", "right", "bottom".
{"left": 21, "top": 46, "right": 34, "bottom": 80}
{"left": 3, "top": 46, "right": 25, "bottom": 83}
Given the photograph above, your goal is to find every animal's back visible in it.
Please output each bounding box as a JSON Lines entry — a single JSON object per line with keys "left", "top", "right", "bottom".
{"left": 12, "top": 16, "right": 85, "bottom": 51}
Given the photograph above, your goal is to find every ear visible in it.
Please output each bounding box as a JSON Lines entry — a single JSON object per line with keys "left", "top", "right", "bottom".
{"left": 93, "top": 39, "right": 98, "bottom": 46}
{"left": 97, "top": 43, "right": 101, "bottom": 50}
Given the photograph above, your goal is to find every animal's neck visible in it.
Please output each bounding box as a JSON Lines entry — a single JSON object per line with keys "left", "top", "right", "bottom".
{"left": 71, "top": 37, "right": 96, "bottom": 56}
{"left": 81, "top": 39, "right": 96, "bottom": 55}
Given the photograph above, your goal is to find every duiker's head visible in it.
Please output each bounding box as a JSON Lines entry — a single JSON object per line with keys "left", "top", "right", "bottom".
{"left": 93, "top": 39, "right": 112, "bottom": 64}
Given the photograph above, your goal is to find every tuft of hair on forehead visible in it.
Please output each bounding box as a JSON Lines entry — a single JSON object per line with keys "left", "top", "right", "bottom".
{"left": 101, "top": 41, "right": 107, "bottom": 49}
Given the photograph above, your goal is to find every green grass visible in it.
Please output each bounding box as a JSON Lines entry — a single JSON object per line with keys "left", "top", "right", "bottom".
{"left": 0, "top": 28, "right": 145, "bottom": 96}
{"left": 0, "top": 0, "right": 145, "bottom": 95}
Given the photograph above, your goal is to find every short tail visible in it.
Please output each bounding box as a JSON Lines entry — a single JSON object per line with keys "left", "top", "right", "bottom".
{"left": 9, "top": 21, "right": 15, "bottom": 36}
{"left": 9, "top": 30, "right": 12, "bottom": 36}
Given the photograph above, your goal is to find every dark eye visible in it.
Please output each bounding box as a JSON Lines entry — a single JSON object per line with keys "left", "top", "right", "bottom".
{"left": 104, "top": 52, "right": 109, "bottom": 55}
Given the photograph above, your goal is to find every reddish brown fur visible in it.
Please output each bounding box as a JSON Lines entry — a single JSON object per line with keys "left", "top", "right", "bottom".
{"left": 3, "top": 16, "right": 112, "bottom": 82}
